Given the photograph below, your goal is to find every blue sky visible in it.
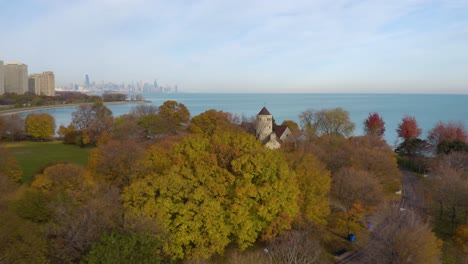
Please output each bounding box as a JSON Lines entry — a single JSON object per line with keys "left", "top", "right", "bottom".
{"left": 1, "top": 0, "right": 468, "bottom": 93}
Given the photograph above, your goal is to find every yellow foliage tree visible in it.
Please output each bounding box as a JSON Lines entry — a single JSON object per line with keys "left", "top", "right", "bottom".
{"left": 288, "top": 152, "right": 331, "bottom": 226}
{"left": 25, "top": 113, "right": 56, "bottom": 140}
{"left": 124, "top": 130, "right": 299, "bottom": 260}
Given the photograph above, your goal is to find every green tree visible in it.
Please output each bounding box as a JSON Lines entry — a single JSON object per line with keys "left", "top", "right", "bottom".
{"left": 25, "top": 113, "right": 56, "bottom": 140}
{"left": 299, "top": 108, "right": 355, "bottom": 137}
{"left": 83, "top": 232, "right": 165, "bottom": 264}
{"left": 124, "top": 130, "right": 298, "bottom": 260}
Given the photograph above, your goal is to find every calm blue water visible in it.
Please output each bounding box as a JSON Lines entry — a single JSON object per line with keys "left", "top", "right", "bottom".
{"left": 27, "top": 93, "right": 468, "bottom": 147}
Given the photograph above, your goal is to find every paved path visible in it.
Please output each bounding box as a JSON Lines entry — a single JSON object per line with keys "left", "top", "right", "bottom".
{"left": 400, "top": 169, "right": 426, "bottom": 213}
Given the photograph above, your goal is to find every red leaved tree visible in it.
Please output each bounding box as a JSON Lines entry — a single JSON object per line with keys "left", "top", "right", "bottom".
{"left": 427, "top": 121, "right": 467, "bottom": 146}
{"left": 397, "top": 116, "right": 422, "bottom": 140}
{"left": 364, "top": 112, "right": 385, "bottom": 137}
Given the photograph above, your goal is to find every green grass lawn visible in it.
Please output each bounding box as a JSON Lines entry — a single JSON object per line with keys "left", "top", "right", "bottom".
{"left": 5, "top": 141, "right": 93, "bottom": 183}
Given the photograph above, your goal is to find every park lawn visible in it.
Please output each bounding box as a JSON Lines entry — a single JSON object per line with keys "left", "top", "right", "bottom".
{"left": 5, "top": 141, "right": 93, "bottom": 184}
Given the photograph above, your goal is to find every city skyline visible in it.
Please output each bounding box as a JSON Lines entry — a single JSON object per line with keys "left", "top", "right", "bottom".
{"left": 1, "top": 1, "right": 468, "bottom": 93}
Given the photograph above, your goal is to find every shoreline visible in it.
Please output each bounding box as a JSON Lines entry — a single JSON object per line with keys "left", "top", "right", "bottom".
{"left": 0, "top": 100, "right": 150, "bottom": 116}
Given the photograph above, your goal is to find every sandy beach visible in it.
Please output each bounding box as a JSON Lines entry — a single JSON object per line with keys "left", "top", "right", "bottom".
{"left": 0, "top": 100, "right": 150, "bottom": 116}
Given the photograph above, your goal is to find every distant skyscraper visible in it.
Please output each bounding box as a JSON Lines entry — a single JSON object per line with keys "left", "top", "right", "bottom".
{"left": 0, "top": 60, "right": 4, "bottom": 95}
{"left": 85, "top": 74, "right": 90, "bottom": 88}
{"left": 5, "top": 62, "right": 28, "bottom": 94}
{"left": 153, "top": 79, "right": 158, "bottom": 89}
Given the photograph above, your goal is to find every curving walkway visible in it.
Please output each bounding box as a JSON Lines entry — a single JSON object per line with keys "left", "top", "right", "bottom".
{"left": 0, "top": 100, "right": 149, "bottom": 116}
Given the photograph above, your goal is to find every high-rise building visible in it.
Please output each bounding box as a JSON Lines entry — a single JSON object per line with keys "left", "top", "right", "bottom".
{"left": 40, "top": 71, "right": 55, "bottom": 96}
{"left": 28, "top": 74, "right": 41, "bottom": 94}
{"left": 0, "top": 60, "right": 4, "bottom": 95}
{"left": 85, "top": 74, "right": 90, "bottom": 88}
{"left": 4, "top": 62, "right": 28, "bottom": 94}
{"left": 28, "top": 71, "right": 55, "bottom": 96}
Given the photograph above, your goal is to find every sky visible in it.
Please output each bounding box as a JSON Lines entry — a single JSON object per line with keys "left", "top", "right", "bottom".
{"left": 1, "top": 0, "right": 468, "bottom": 93}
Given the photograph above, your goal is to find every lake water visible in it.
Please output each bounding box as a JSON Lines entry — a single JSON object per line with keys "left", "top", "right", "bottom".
{"left": 27, "top": 93, "right": 468, "bottom": 147}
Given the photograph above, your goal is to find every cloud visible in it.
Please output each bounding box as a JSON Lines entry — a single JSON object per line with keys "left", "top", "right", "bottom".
{"left": 1, "top": 0, "right": 467, "bottom": 93}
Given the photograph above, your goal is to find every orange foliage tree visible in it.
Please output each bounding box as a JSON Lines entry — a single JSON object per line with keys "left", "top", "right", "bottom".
{"left": 397, "top": 115, "right": 422, "bottom": 140}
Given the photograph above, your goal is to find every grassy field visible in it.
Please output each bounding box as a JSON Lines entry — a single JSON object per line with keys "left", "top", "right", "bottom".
{"left": 5, "top": 141, "right": 93, "bottom": 183}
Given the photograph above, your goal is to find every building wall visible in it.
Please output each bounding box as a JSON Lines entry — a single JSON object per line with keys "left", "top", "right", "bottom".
{"left": 28, "top": 71, "right": 55, "bottom": 96}
{"left": 5, "top": 62, "right": 28, "bottom": 94}
{"left": 42, "top": 71, "right": 55, "bottom": 96}
{"left": 28, "top": 74, "right": 41, "bottom": 94}
{"left": 279, "top": 127, "right": 293, "bottom": 142}
{"left": 256, "top": 114, "right": 273, "bottom": 142}
{"left": 0, "top": 60, "right": 4, "bottom": 95}
{"left": 264, "top": 133, "right": 281, "bottom": 149}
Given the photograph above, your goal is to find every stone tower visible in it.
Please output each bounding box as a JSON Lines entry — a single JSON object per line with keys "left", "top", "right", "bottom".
{"left": 256, "top": 107, "right": 273, "bottom": 142}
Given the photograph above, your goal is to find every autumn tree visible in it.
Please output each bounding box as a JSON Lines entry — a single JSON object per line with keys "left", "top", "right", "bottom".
{"left": 87, "top": 139, "right": 147, "bottom": 188}
{"left": 287, "top": 152, "right": 331, "bottom": 226}
{"left": 364, "top": 112, "right": 385, "bottom": 137}
{"left": 189, "top": 109, "right": 240, "bottom": 135}
{"left": 298, "top": 109, "right": 314, "bottom": 131}
{"left": 71, "top": 101, "right": 114, "bottom": 144}
{"left": 157, "top": 100, "right": 190, "bottom": 133}
{"left": 348, "top": 135, "right": 402, "bottom": 193}
{"left": 267, "top": 230, "right": 323, "bottom": 263}
{"left": 309, "top": 134, "right": 401, "bottom": 194}
{"left": 0, "top": 114, "right": 25, "bottom": 140}
{"left": 25, "top": 113, "right": 56, "bottom": 140}
{"left": 427, "top": 161, "right": 468, "bottom": 236}
{"left": 124, "top": 129, "right": 298, "bottom": 260}
{"left": 333, "top": 201, "right": 366, "bottom": 237}
{"left": 428, "top": 121, "right": 468, "bottom": 154}
{"left": 111, "top": 114, "right": 147, "bottom": 141}
{"left": 397, "top": 115, "right": 422, "bottom": 140}
{"left": 0, "top": 209, "right": 49, "bottom": 263}
{"left": 130, "top": 104, "right": 158, "bottom": 118}
{"left": 281, "top": 120, "right": 300, "bottom": 135}
{"left": 332, "top": 167, "right": 384, "bottom": 210}
{"left": 0, "top": 145, "right": 22, "bottom": 183}
{"left": 360, "top": 202, "right": 441, "bottom": 264}
{"left": 31, "top": 163, "right": 123, "bottom": 262}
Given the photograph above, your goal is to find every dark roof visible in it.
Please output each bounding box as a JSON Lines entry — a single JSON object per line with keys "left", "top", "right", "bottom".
{"left": 258, "top": 107, "right": 271, "bottom": 115}
{"left": 273, "top": 125, "right": 288, "bottom": 137}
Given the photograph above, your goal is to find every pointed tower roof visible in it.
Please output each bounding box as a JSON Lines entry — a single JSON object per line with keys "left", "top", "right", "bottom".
{"left": 258, "top": 106, "right": 271, "bottom": 115}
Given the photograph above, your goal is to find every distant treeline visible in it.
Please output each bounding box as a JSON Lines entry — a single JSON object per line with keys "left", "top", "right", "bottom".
{"left": 0, "top": 92, "right": 142, "bottom": 107}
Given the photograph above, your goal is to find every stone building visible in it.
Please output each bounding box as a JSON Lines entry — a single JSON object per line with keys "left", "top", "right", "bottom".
{"left": 255, "top": 107, "right": 293, "bottom": 149}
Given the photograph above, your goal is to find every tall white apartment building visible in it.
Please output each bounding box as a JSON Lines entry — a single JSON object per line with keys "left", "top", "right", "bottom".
{"left": 5, "top": 62, "right": 28, "bottom": 94}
